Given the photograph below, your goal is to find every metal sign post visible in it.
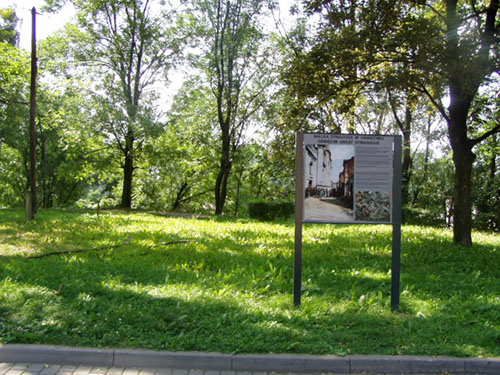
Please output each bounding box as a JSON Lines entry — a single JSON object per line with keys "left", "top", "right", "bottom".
{"left": 391, "top": 135, "right": 402, "bottom": 311}
{"left": 294, "top": 133, "right": 305, "bottom": 306}
{"left": 294, "top": 132, "right": 402, "bottom": 310}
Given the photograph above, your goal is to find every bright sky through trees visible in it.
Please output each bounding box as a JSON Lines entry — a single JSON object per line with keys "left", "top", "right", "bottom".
{"left": 7, "top": 0, "right": 75, "bottom": 50}
{"left": 9, "top": 0, "right": 295, "bottom": 115}
{"left": 11, "top": 0, "right": 296, "bottom": 51}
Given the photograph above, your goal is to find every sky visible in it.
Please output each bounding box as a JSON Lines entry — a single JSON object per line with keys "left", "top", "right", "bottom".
{"left": 330, "top": 145, "right": 355, "bottom": 183}
{"left": 6, "top": 0, "right": 75, "bottom": 51}
{"left": 8, "top": 0, "right": 296, "bottom": 116}
{"left": 10, "top": 0, "right": 296, "bottom": 51}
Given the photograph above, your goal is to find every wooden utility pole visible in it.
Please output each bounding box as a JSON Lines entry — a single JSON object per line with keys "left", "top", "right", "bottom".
{"left": 27, "top": 7, "right": 38, "bottom": 221}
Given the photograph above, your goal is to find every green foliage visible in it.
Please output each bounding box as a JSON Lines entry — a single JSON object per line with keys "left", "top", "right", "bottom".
{"left": 52, "top": 0, "right": 186, "bottom": 208}
{"left": 407, "top": 153, "right": 455, "bottom": 226}
{"left": 472, "top": 134, "right": 500, "bottom": 232}
{"left": 0, "top": 42, "right": 30, "bottom": 207}
{"left": 248, "top": 200, "right": 294, "bottom": 221}
{"left": 0, "top": 8, "right": 19, "bottom": 46}
{"left": 0, "top": 145, "right": 25, "bottom": 207}
{"left": 0, "top": 209, "right": 499, "bottom": 356}
{"left": 192, "top": 0, "right": 277, "bottom": 214}
{"left": 134, "top": 78, "right": 217, "bottom": 212}
{"left": 402, "top": 207, "right": 445, "bottom": 227}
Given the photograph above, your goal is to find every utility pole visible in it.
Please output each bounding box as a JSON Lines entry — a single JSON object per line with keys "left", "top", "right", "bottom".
{"left": 27, "top": 7, "right": 37, "bottom": 221}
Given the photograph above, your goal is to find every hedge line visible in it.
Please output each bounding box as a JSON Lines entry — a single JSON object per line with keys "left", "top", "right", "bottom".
{"left": 248, "top": 201, "right": 294, "bottom": 221}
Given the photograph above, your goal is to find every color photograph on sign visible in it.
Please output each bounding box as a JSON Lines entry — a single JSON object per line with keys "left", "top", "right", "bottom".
{"left": 302, "top": 133, "right": 394, "bottom": 224}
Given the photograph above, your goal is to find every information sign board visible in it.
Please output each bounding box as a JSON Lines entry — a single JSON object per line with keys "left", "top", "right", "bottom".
{"left": 302, "top": 133, "right": 395, "bottom": 223}
{"left": 294, "top": 132, "right": 402, "bottom": 310}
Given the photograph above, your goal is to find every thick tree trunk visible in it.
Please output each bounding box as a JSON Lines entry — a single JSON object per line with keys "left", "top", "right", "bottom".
{"left": 214, "top": 103, "right": 232, "bottom": 214}
{"left": 451, "top": 145, "right": 474, "bottom": 246}
{"left": 448, "top": 88, "right": 475, "bottom": 246}
{"left": 121, "top": 131, "right": 134, "bottom": 209}
{"left": 121, "top": 151, "right": 134, "bottom": 209}
{"left": 214, "top": 154, "right": 232, "bottom": 215}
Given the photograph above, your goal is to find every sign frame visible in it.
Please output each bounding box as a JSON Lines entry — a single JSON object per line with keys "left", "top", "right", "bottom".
{"left": 294, "top": 132, "right": 402, "bottom": 311}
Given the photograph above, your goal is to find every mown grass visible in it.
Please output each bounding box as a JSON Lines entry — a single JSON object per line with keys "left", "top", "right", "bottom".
{"left": 0, "top": 208, "right": 499, "bottom": 357}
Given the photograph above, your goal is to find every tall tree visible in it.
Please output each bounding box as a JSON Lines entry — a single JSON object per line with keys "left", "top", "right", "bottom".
{"left": 290, "top": 0, "right": 499, "bottom": 245}
{"left": 436, "top": 0, "right": 499, "bottom": 245}
{"left": 46, "top": 0, "right": 182, "bottom": 208}
{"left": 136, "top": 78, "right": 218, "bottom": 212}
{"left": 194, "top": 0, "right": 275, "bottom": 214}
{"left": 0, "top": 41, "right": 31, "bottom": 207}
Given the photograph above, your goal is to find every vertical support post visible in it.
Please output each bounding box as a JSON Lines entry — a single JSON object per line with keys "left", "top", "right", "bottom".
{"left": 28, "top": 7, "right": 38, "bottom": 221}
{"left": 391, "top": 135, "right": 403, "bottom": 312}
{"left": 294, "top": 132, "right": 305, "bottom": 306}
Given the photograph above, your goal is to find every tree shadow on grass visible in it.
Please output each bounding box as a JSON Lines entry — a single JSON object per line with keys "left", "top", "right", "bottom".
{"left": 1, "top": 266, "right": 497, "bottom": 357}
{"left": 1, "top": 211, "right": 499, "bottom": 356}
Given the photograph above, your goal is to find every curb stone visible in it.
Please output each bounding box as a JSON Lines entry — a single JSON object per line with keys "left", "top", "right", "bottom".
{"left": 1, "top": 344, "right": 500, "bottom": 374}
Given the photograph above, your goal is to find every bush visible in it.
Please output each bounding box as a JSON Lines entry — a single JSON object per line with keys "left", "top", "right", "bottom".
{"left": 248, "top": 200, "right": 294, "bottom": 221}
{"left": 402, "top": 206, "right": 446, "bottom": 227}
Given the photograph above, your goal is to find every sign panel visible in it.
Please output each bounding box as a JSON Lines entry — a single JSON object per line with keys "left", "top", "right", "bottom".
{"left": 302, "top": 133, "right": 395, "bottom": 224}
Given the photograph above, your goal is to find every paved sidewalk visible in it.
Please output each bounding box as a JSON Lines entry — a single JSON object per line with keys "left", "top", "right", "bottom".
{"left": 1, "top": 344, "right": 500, "bottom": 375}
{"left": 0, "top": 363, "right": 275, "bottom": 375}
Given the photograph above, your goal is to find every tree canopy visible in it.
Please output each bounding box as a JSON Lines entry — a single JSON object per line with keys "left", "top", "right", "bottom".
{"left": 0, "top": 0, "right": 498, "bottom": 242}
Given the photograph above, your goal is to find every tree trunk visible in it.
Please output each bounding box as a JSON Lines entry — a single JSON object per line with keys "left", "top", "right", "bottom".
{"left": 233, "top": 169, "right": 244, "bottom": 216}
{"left": 401, "top": 105, "right": 412, "bottom": 206}
{"left": 214, "top": 154, "right": 232, "bottom": 215}
{"left": 172, "top": 182, "right": 189, "bottom": 210}
{"left": 448, "top": 88, "right": 475, "bottom": 246}
{"left": 121, "top": 152, "right": 134, "bottom": 209}
{"left": 121, "top": 134, "right": 134, "bottom": 209}
{"left": 451, "top": 145, "right": 474, "bottom": 246}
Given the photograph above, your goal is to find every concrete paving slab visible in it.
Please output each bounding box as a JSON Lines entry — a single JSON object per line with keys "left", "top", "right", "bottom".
{"left": 90, "top": 368, "right": 108, "bottom": 374}
{"left": 26, "top": 366, "right": 46, "bottom": 373}
{"left": 4, "top": 370, "right": 23, "bottom": 375}
{"left": 73, "top": 366, "right": 93, "bottom": 375}
{"left": 2, "top": 344, "right": 500, "bottom": 374}
{"left": 59, "top": 366, "right": 78, "bottom": 372}
{"left": 0, "top": 346, "right": 113, "bottom": 367}
{"left": 105, "top": 368, "right": 125, "bottom": 375}
{"left": 40, "top": 365, "right": 62, "bottom": 375}
{"left": 11, "top": 365, "right": 28, "bottom": 370}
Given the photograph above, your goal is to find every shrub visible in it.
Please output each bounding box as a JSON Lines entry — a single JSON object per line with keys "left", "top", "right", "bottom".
{"left": 402, "top": 206, "right": 446, "bottom": 227}
{"left": 248, "top": 200, "right": 294, "bottom": 221}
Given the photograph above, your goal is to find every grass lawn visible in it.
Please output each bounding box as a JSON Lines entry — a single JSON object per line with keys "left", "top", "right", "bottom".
{"left": 0, "top": 208, "right": 499, "bottom": 357}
